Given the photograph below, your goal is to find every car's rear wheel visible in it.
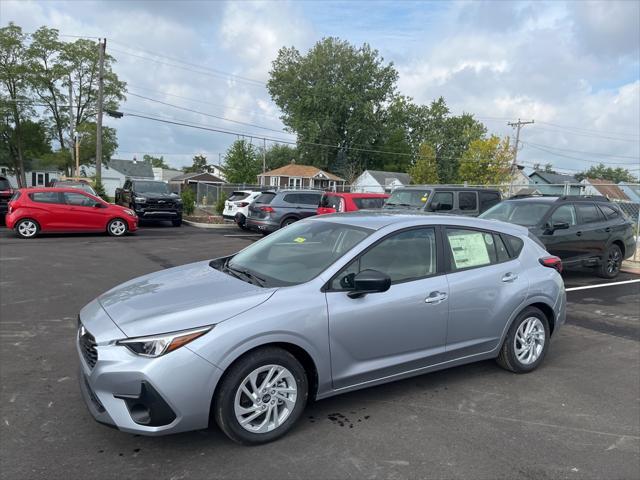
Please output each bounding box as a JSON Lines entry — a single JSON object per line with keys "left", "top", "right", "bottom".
{"left": 235, "top": 213, "right": 248, "bottom": 230}
{"left": 15, "top": 218, "right": 39, "bottom": 239}
{"left": 214, "top": 347, "right": 308, "bottom": 445}
{"left": 107, "top": 218, "right": 128, "bottom": 237}
{"left": 598, "top": 244, "right": 622, "bottom": 279}
{"left": 281, "top": 217, "right": 297, "bottom": 228}
{"left": 497, "top": 306, "right": 549, "bottom": 373}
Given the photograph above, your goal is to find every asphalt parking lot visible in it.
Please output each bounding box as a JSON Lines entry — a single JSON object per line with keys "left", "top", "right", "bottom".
{"left": 1, "top": 225, "right": 638, "bottom": 480}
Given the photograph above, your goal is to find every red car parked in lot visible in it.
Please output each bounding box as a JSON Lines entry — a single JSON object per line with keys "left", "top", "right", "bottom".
{"left": 317, "top": 192, "right": 390, "bottom": 215}
{"left": 5, "top": 188, "right": 138, "bottom": 239}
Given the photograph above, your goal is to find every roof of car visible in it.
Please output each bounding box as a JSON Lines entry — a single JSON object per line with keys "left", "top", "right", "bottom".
{"left": 505, "top": 195, "right": 610, "bottom": 203}
{"left": 393, "top": 186, "right": 501, "bottom": 192}
{"left": 18, "top": 187, "right": 99, "bottom": 195}
{"left": 324, "top": 192, "right": 389, "bottom": 198}
{"left": 310, "top": 211, "right": 528, "bottom": 236}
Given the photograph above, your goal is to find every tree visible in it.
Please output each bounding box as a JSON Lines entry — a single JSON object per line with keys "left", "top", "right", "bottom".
{"left": 0, "top": 23, "right": 30, "bottom": 186}
{"left": 223, "top": 140, "right": 261, "bottom": 184}
{"left": 409, "top": 143, "right": 439, "bottom": 184}
{"left": 533, "top": 162, "right": 556, "bottom": 173}
{"left": 575, "top": 163, "right": 637, "bottom": 183}
{"left": 457, "top": 136, "right": 513, "bottom": 185}
{"left": 143, "top": 154, "right": 169, "bottom": 169}
{"left": 268, "top": 37, "right": 398, "bottom": 174}
{"left": 0, "top": 118, "right": 53, "bottom": 172}
{"left": 262, "top": 143, "right": 297, "bottom": 170}
{"left": 182, "top": 154, "right": 210, "bottom": 174}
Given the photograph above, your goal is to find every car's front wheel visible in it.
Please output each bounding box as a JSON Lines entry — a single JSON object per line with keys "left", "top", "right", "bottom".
{"left": 214, "top": 347, "right": 308, "bottom": 445}
{"left": 15, "top": 218, "right": 39, "bottom": 239}
{"left": 107, "top": 218, "right": 128, "bottom": 237}
{"left": 497, "top": 306, "right": 549, "bottom": 373}
{"left": 598, "top": 244, "right": 622, "bottom": 279}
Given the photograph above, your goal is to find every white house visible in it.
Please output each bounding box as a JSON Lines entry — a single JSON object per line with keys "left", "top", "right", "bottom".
{"left": 0, "top": 159, "right": 63, "bottom": 188}
{"left": 351, "top": 170, "right": 411, "bottom": 193}
{"left": 82, "top": 158, "right": 155, "bottom": 197}
{"left": 580, "top": 178, "right": 631, "bottom": 202}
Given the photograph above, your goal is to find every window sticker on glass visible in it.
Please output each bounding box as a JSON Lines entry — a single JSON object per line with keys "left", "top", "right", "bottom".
{"left": 293, "top": 237, "right": 306, "bottom": 243}
{"left": 421, "top": 192, "right": 429, "bottom": 202}
{"left": 448, "top": 232, "right": 490, "bottom": 269}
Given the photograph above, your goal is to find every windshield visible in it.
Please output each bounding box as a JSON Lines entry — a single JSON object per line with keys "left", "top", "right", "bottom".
{"left": 384, "top": 189, "right": 431, "bottom": 209}
{"left": 67, "top": 183, "right": 96, "bottom": 195}
{"left": 226, "top": 221, "right": 372, "bottom": 286}
{"left": 480, "top": 201, "right": 552, "bottom": 226}
{"left": 134, "top": 181, "right": 171, "bottom": 194}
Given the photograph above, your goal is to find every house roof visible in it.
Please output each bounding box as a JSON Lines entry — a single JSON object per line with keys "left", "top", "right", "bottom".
{"left": 169, "top": 172, "right": 225, "bottom": 183}
{"left": 364, "top": 170, "right": 411, "bottom": 186}
{"left": 258, "top": 164, "right": 343, "bottom": 181}
{"left": 584, "top": 178, "right": 630, "bottom": 201}
{"left": 107, "top": 159, "right": 154, "bottom": 178}
{"left": 160, "top": 169, "right": 183, "bottom": 182}
{"left": 529, "top": 170, "right": 578, "bottom": 184}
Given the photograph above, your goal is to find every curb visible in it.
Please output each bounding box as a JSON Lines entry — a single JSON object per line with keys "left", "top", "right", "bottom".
{"left": 183, "top": 220, "right": 231, "bottom": 229}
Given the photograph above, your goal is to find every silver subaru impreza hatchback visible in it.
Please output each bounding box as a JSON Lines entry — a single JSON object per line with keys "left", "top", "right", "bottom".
{"left": 78, "top": 212, "right": 565, "bottom": 444}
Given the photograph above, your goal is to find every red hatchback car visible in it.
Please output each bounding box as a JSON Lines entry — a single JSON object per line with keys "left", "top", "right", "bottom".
{"left": 5, "top": 188, "right": 138, "bottom": 239}
{"left": 317, "top": 192, "right": 390, "bottom": 215}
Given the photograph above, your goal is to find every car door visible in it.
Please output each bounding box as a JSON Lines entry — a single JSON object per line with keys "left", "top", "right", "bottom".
{"left": 325, "top": 227, "right": 449, "bottom": 390}
{"left": 427, "top": 191, "right": 454, "bottom": 213}
{"left": 63, "top": 191, "right": 106, "bottom": 230}
{"left": 540, "top": 203, "right": 583, "bottom": 263}
{"left": 456, "top": 191, "right": 479, "bottom": 216}
{"left": 575, "top": 202, "right": 609, "bottom": 260}
{"left": 443, "top": 228, "right": 529, "bottom": 358}
{"left": 28, "top": 191, "right": 67, "bottom": 230}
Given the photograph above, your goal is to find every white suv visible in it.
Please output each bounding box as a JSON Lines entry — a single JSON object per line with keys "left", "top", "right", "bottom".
{"left": 222, "top": 190, "right": 269, "bottom": 230}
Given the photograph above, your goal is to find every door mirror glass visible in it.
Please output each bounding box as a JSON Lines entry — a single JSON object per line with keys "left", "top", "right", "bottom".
{"left": 347, "top": 269, "right": 391, "bottom": 298}
{"left": 429, "top": 201, "right": 440, "bottom": 211}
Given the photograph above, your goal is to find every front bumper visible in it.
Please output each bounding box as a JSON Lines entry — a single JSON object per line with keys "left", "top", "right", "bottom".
{"left": 77, "top": 302, "right": 222, "bottom": 436}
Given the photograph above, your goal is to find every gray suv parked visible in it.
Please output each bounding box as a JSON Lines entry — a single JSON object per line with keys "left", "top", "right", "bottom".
{"left": 246, "top": 190, "right": 323, "bottom": 234}
{"left": 383, "top": 186, "right": 501, "bottom": 216}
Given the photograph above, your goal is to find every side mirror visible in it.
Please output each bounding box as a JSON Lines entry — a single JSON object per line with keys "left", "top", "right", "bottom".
{"left": 553, "top": 222, "right": 569, "bottom": 230}
{"left": 429, "top": 201, "right": 440, "bottom": 212}
{"left": 93, "top": 202, "right": 105, "bottom": 208}
{"left": 347, "top": 269, "right": 391, "bottom": 299}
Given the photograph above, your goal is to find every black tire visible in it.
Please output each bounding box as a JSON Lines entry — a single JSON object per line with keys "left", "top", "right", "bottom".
{"left": 172, "top": 217, "right": 183, "bottom": 227}
{"left": 597, "top": 244, "right": 622, "bottom": 279}
{"left": 15, "top": 218, "right": 40, "bottom": 239}
{"left": 235, "top": 214, "right": 248, "bottom": 230}
{"left": 496, "top": 306, "right": 550, "bottom": 373}
{"left": 213, "top": 347, "right": 308, "bottom": 445}
{"left": 107, "top": 218, "right": 128, "bottom": 237}
{"left": 280, "top": 217, "right": 298, "bottom": 228}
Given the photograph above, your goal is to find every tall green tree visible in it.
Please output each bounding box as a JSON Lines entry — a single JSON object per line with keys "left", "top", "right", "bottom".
{"left": 0, "top": 118, "right": 52, "bottom": 172}
{"left": 268, "top": 37, "right": 398, "bottom": 176}
{"left": 143, "top": 154, "right": 169, "bottom": 169}
{"left": 224, "top": 140, "right": 261, "bottom": 184}
{"left": 457, "top": 136, "right": 513, "bottom": 185}
{"left": 0, "top": 23, "right": 30, "bottom": 186}
{"left": 182, "top": 154, "right": 210, "bottom": 174}
{"left": 409, "top": 143, "right": 439, "bottom": 184}
{"left": 575, "top": 163, "right": 637, "bottom": 183}
{"left": 262, "top": 143, "right": 298, "bottom": 170}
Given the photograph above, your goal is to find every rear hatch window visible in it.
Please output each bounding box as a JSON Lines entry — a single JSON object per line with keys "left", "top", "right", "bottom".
{"left": 354, "top": 197, "right": 386, "bottom": 209}
{"left": 320, "top": 194, "right": 342, "bottom": 209}
{"left": 228, "top": 191, "right": 250, "bottom": 202}
{"left": 254, "top": 192, "right": 276, "bottom": 204}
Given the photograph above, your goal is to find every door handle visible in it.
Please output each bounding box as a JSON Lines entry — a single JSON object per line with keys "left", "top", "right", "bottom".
{"left": 501, "top": 272, "right": 518, "bottom": 283}
{"left": 425, "top": 291, "right": 448, "bottom": 304}
{"left": 605, "top": 227, "right": 611, "bottom": 233}
{"left": 576, "top": 231, "right": 582, "bottom": 236}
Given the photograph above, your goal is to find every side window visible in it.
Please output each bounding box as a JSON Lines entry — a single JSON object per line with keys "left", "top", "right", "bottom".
{"left": 504, "top": 234, "right": 524, "bottom": 257}
{"left": 446, "top": 228, "right": 497, "bottom": 271}
{"left": 282, "top": 194, "right": 300, "bottom": 204}
{"left": 331, "top": 228, "right": 437, "bottom": 289}
{"left": 576, "top": 203, "right": 603, "bottom": 224}
{"left": 598, "top": 204, "right": 620, "bottom": 220}
{"left": 458, "top": 192, "right": 478, "bottom": 211}
{"left": 494, "top": 234, "right": 511, "bottom": 262}
{"left": 299, "top": 193, "right": 322, "bottom": 205}
{"left": 431, "top": 192, "right": 453, "bottom": 211}
{"left": 550, "top": 204, "right": 577, "bottom": 226}
{"left": 64, "top": 192, "right": 94, "bottom": 206}
{"left": 29, "top": 192, "right": 62, "bottom": 204}
{"left": 479, "top": 192, "right": 501, "bottom": 212}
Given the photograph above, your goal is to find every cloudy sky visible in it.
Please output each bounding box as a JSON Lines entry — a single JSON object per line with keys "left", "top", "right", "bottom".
{"left": 2, "top": 0, "right": 639, "bottom": 176}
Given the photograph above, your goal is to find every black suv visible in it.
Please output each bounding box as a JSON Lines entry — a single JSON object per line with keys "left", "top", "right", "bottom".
{"left": 383, "top": 186, "right": 501, "bottom": 216}
{"left": 0, "top": 176, "right": 14, "bottom": 220}
{"left": 246, "top": 189, "right": 323, "bottom": 234}
{"left": 480, "top": 195, "right": 636, "bottom": 278}
{"left": 115, "top": 179, "right": 183, "bottom": 226}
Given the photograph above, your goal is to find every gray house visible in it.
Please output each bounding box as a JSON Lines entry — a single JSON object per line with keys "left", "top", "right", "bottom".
{"left": 81, "top": 158, "right": 155, "bottom": 197}
{"left": 351, "top": 170, "right": 412, "bottom": 193}
{"left": 528, "top": 170, "right": 582, "bottom": 195}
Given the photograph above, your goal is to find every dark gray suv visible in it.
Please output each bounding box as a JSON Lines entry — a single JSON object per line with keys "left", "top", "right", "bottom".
{"left": 246, "top": 190, "right": 323, "bottom": 234}
{"left": 383, "top": 186, "right": 502, "bottom": 216}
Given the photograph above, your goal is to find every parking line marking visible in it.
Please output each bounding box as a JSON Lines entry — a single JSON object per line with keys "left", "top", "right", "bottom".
{"left": 566, "top": 279, "right": 640, "bottom": 292}
{"left": 223, "top": 234, "right": 262, "bottom": 237}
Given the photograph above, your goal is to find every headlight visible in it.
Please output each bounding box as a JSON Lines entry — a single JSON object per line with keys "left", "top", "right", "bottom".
{"left": 124, "top": 209, "right": 136, "bottom": 217}
{"left": 116, "top": 326, "right": 212, "bottom": 358}
{"left": 134, "top": 196, "right": 147, "bottom": 203}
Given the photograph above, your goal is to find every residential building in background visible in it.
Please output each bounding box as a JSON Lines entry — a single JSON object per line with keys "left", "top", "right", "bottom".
{"left": 0, "top": 159, "right": 63, "bottom": 188}
{"left": 351, "top": 170, "right": 411, "bottom": 193}
{"left": 580, "top": 178, "right": 631, "bottom": 202}
{"left": 82, "top": 158, "right": 155, "bottom": 197}
{"left": 257, "top": 163, "right": 344, "bottom": 190}
{"left": 528, "top": 170, "right": 582, "bottom": 195}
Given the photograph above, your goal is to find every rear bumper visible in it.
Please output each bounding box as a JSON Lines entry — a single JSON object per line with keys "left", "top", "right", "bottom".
{"left": 246, "top": 218, "right": 278, "bottom": 233}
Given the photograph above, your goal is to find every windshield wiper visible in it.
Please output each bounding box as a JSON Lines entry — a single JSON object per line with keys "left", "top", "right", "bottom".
{"left": 223, "top": 260, "right": 266, "bottom": 287}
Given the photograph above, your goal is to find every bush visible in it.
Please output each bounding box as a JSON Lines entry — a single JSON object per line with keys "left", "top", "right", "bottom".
{"left": 181, "top": 188, "right": 195, "bottom": 215}
{"left": 92, "top": 180, "right": 108, "bottom": 201}
{"left": 215, "top": 193, "right": 227, "bottom": 215}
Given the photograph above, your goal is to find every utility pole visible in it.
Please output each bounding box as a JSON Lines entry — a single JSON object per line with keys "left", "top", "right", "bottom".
{"left": 95, "top": 38, "right": 106, "bottom": 183}
{"left": 507, "top": 118, "right": 534, "bottom": 196}
{"left": 68, "top": 80, "right": 75, "bottom": 177}
{"left": 262, "top": 137, "right": 266, "bottom": 186}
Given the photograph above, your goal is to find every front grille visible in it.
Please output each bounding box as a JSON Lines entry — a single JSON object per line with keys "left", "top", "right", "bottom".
{"left": 146, "top": 200, "right": 175, "bottom": 210}
{"left": 78, "top": 322, "right": 98, "bottom": 369}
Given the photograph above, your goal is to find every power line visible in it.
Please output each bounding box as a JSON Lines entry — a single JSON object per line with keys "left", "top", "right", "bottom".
{"left": 531, "top": 125, "right": 640, "bottom": 143}
{"left": 523, "top": 142, "right": 640, "bottom": 166}
{"left": 521, "top": 140, "right": 639, "bottom": 160}
{"left": 536, "top": 120, "right": 640, "bottom": 139}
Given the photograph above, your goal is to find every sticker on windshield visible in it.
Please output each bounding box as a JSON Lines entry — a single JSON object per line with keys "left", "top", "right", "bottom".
{"left": 484, "top": 233, "right": 493, "bottom": 245}
{"left": 293, "top": 237, "right": 306, "bottom": 243}
{"left": 448, "top": 232, "right": 491, "bottom": 269}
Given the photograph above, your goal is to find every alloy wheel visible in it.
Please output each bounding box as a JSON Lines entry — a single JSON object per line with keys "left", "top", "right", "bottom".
{"left": 18, "top": 220, "right": 37, "bottom": 238}
{"left": 514, "top": 317, "right": 545, "bottom": 365}
{"left": 607, "top": 250, "right": 621, "bottom": 275}
{"left": 233, "top": 364, "right": 298, "bottom": 433}
{"left": 109, "top": 220, "right": 127, "bottom": 236}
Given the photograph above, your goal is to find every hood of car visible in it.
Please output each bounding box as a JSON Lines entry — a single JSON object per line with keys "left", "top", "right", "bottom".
{"left": 98, "top": 260, "right": 275, "bottom": 337}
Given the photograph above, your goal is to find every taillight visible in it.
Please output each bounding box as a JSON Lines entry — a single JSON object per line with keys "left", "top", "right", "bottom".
{"left": 539, "top": 256, "right": 562, "bottom": 273}
{"left": 260, "top": 206, "right": 275, "bottom": 213}
{"left": 237, "top": 202, "right": 249, "bottom": 207}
